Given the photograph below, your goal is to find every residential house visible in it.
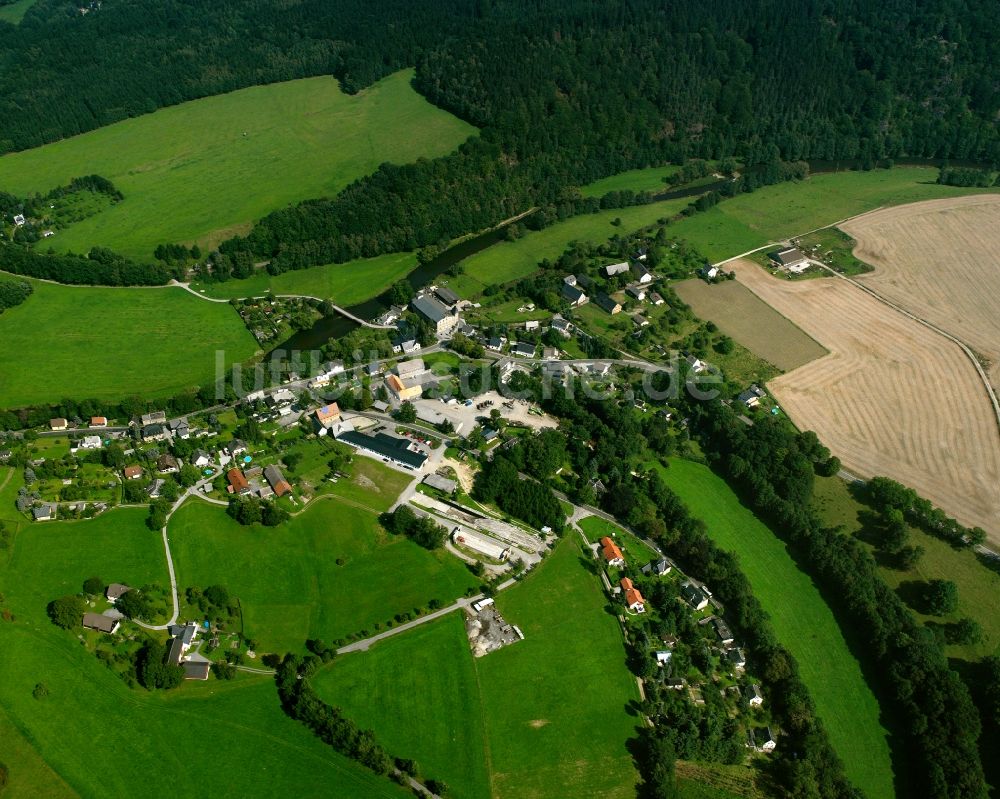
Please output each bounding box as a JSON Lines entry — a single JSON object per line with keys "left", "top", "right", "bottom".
{"left": 633, "top": 315, "right": 650, "bottom": 328}
{"left": 123, "top": 465, "right": 143, "bottom": 480}
{"left": 486, "top": 336, "right": 506, "bottom": 352}
{"left": 226, "top": 439, "right": 248, "bottom": 457}
{"left": 738, "top": 385, "right": 766, "bottom": 408}
{"left": 336, "top": 430, "right": 428, "bottom": 470}
{"left": 561, "top": 282, "right": 589, "bottom": 307}
{"left": 656, "top": 650, "right": 673, "bottom": 666}
{"left": 512, "top": 342, "right": 536, "bottom": 358}
{"left": 264, "top": 464, "right": 292, "bottom": 497}
{"left": 770, "top": 247, "right": 808, "bottom": 273}
{"left": 82, "top": 612, "right": 119, "bottom": 634}
{"left": 632, "top": 262, "right": 653, "bottom": 284}
{"left": 106, "top": 583, "right": 130, "bottom": 602}
{"left": 620, "top": 577, "right": 646, "bottom": 613}
{"left": 192, "top": 450, "right": 212, "bottom": 468}
{"left": 642, "top": 557, "right": 672, "bottom": 576}
{"left": 49, "top": 418, "right": 68, "bottom": 431}
{"left": 549, "top": 316, "right": 573, "bottom": 337}
{"left": 400, "top": 339, "right": 421, "bottom": 355}
{"left": 681, "top": 582, "right": 709, "bottom": 610}
{"left": 90, "top": 416, "right": 108, "bottom": 428}
{"left": 32, "top": 504, "right": 56, "bottom": 521}
{"left": 748, "top": 684, "right": 764, "bottom": 708}
{"left": 371, "top": 400, "right": 390, "bottom": 413}
{"left": 386, "top": 373, "right": 422, "bottom": 402}
{"left": 141, "top": 411, "right": 167, "bottom": 426}
{"left": 665, "top": 678, "right": 686, "bottom": 690}
{"left": 227, "top": 468, "right": 251, "bottom": 496}
{"left": 411, "top": 294, "right": 460, "bottom": 336}
{"left": 650, "top": 292, "right": 665, "bottom": 306}
{"left": 494, "top": 358, "right": 515, "bottom": 382}
{"left": 626, "top": 284, "right": 647, "bottom": 301}
{"left": 726, "top": 648, "right": 746, "bottom": 671}
{"left": 314, "top": 403, "right": 342, "bottom": 429}
{"left": 76, "top": 435, "right": 103, "bottom": 451}
{"left": 148, "top": 479, "right": 166, "bottom": 498}
{"left": 156, "top": 454, "right": 179, "bottom": 474}
{"left": 595, "top": 294, "right": 622, "bottom": 315}
{"left": 713, "top": 618, "right": 735, "bottom": 646}
{"left": 524, "top": 320, "right": 540, "bottom": 331}
{"left": 562, "top": 274, "right": 577, "bottom": 286}
{"left": 541, "top": 347, "right": 559, "bottom": 360}
{"left": 603, "top": 262, "right": 630, "bottom": 277}
{"left": 753, "top": 727, "right": 777, "bottom": 753}
{"left": 701, "top": 264, "right": 720, "bottom": 280}
{"left": 600, "top": 536, "right": 625, "bottom": 568}
{"left": 685, "top": 354, "right": 708, "bottom": 374}
{"left": 13, "top": 214, "right": 26, "bottom": 227}
{"left": 141, "top": 423, "right": 168, "bottom": 443}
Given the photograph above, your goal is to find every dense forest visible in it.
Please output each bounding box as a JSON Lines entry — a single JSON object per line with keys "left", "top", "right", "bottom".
{"left": 2, "top": 0, "right": 1000, "bottom": 270}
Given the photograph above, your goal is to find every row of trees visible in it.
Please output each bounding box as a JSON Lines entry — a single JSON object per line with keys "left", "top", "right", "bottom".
{"left": 0, "top": 243, "right": 176, "bottom": 286}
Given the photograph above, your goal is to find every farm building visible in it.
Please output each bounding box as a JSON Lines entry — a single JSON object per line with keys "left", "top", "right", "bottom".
{"left": 451, "top": 528, "right": 511, "bottom": 561}
{"left": 183, "top": 661, "right": 211, "bottom": 680}
{"left": 423, "top": 473, "right": 458, "bottom": 494}
{"left": 395, "top": 358, "right": 426, "bottom": 380}
{"left": 603, "top": 262, "right": 630, "bottom": 277}
{"left": 264, "top": 464, "right": 293, "bottom": 497}
{"left": 434, "top": 286, "right": 460, "bottom": 308}
{"left": 600, "top": 536, "right": 625, "bottom": 567}
{"left": 769, "top": 247, "right": 809, "bottom": 273}
{"left": 227, "top": 468, "right": 251, "bottom": 496}
{"left": 82, "top": 613, "right": 119, "bottom": 634}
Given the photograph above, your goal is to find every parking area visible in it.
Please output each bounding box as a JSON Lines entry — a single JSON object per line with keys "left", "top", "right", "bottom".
{"left": 412, "top": 390, "right": 557, "bottom": 435}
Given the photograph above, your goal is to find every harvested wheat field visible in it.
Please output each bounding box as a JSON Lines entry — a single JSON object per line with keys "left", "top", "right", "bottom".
{"left": 674, "top": 278, "right": 827, "bottom": 371}
{"left": 842, "top": 194, "right": 1000, "bottom": 387}
{"left": 731, "top": 259, "right": 1000, "bottom": 544}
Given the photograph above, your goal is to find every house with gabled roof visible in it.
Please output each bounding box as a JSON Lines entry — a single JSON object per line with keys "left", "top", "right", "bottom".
{"left": 620, "top": 577, "right": 646, "bottom": 613}
{"left": 600, "top": 536, "right": 625, "bottom": 568}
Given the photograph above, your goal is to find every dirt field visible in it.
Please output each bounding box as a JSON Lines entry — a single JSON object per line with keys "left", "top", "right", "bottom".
{"left": 731, "top": 259, "right": 1000, "bottom": 544}
{"left": 842, "top": 194, "right": 1000, "bottom": 387}
{"left": 674, "top": 278, "right": 827, "bottom": 371}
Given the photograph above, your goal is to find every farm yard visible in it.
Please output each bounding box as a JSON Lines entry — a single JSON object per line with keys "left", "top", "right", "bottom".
{"left": 843, "top": 194, "right": 1000, "bottom": 389}
{"left": 0, "top": 279, "right": 257, "bottom": 408}
{"left": 0, "top": 70, "right": 475, "bottom": 258}
{"left": 656, "top": 459, "right": 894, "bottom": 799}
{"left": 673, "top": 278, "right": 827, "bottom": 372}
{"left": 731, "top": 259, "right": 1000, "bottom": 545}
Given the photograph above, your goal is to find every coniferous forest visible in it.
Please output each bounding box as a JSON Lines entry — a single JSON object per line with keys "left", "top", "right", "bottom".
{"left": 2, "top": 0, "right": 1000, "bottom": 266}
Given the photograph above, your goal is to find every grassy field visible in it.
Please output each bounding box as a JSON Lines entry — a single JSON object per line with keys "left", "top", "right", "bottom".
{"left": 0, "top": 0, "right": 34, "bottom": 23}
{"left": 453, "top": 197, "right": 691, "bottom": 297}
{"left": 0, "top": 278, "right": 256, "bottom": 408}
{"left": 0, "top": 505, "right": 409, "bottom": 797}
{"left": 475, "top": 537, "right": 641, "bottom": 799}
{"left": 673, "top": 278, "right": 827, "bottom": 372}
{"left": 0, "top": 70, "right": 475, "bottom": 258}
{"left": 314, "top": 614, "right": 491, "bottom": 799}
{"left": 168, "top": 498, "right": 478, "bottom": 654}
{"left": 193, "top": 251, "right": 417, "bottom": 303}
{"left": 813, "top": 475, "right": 1000, "bottom": 662}
{"left": 656, "top": 458, "right": 894, "bottom": 799}
{"left": 669, "top": 166, "right": 996, "bottom": 262}
{"left": 579, "top": 165, "right": 681, "bottom": 197}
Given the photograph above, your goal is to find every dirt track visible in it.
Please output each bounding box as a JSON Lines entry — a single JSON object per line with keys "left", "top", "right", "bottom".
{"left": 731, "top": 259, "right": 1000, "bottom": 544}
{"left": 843, "top": 194, "right": 1000, "bottom": 387}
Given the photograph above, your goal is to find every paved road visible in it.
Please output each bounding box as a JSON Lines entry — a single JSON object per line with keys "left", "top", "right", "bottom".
{"left": 336, "top": 595, "right": 482, "bottom": 654}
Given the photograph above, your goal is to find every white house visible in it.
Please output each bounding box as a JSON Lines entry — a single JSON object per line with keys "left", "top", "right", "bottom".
{"left": 603, "top": 262, "right": 630, "bottom": 277}
{"left": 13, "top": 214, "right": 26, "bottom": 227}
{"left": 76, "top": 435, "right": 103, "bottom": 451}
{"left": 748, "top": 684, "right": 764, "bottom": 708}
{"left": 655, "top": 650, "right": 672, "bottom": 666}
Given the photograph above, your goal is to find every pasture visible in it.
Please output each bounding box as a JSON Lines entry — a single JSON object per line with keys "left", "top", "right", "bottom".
{"left": 844, "top": 194, "right": 1000, "bottom": 388}
{"left": 0, "top": 0, "right": 33, "bottom": 23}
{"left": 314, "top": 614, "right": 491, "bottom": 799}
{"left": 669, "top": 166, "right": 996, "bottom": 262}
{"left": 732, "top": 258, "right": 1000, "bottom": 544}
{"left": 474, "top": 537, "right": 641, "bottom": 799}
{"left": 0, "top": 279, "right": 256, "bottom": 408}
{"left": 656, "top": 458, "right": 894, "bottom": 799}
{"left": 0, "top": 70, "right": 475, "bottom": 258}
{"left": 194, "top": 251, "right": 417, "bottom": 304}
{"left": 673, "top": 278, "right": 826, "bottom": 372}
{"left": 579, "top": 165, "right": 680, "bottom": 197}
{"left": 0, "top": 505, "right": 409, "bottom": 797}
{"left": 167, "top": 498, "right": 478, "bottom": 654}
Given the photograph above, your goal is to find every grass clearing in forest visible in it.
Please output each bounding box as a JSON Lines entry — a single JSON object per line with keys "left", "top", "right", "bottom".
{"left": 579, "top": 165, "right": 681, "bottom": 197}
{"left": 0, "top": 0, "right": 35, "bottom": 23}
{"left": 0, "top": 278, "right": 256, "bottom": 408}
{"left": 656, "top": 458, "right": 894, "bottom": 799}
{"left": 0, "top": 70, "right": 475, "bottom": 258}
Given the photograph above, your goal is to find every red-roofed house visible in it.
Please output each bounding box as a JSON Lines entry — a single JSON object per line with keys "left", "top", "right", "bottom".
{"left": 620, "top": 577, "right": 646, "bottom": 614}
{"left": 123, "top": 465, "right": 143, "bottom": 480}
{"left": 90, "top": 416, "right": 108, "bottom": 428}
{"left": 313, "top": 403, "right": 342, "bottom": 430}
{"left": 600, "top": 536, "right": 625, "bottom": 568}
{"left": 227, "top": 468, "right": 251, "bottom": 496}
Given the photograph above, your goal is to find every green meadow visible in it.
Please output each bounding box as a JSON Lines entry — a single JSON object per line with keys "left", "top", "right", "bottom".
{"left": 0, "top": 70, "right": 475, "bottom": 258}
{"left": 0, "top": 278, "right": 256, "bottom": 408}
{"left": 669, "top": 166, "right": 997, "bottom": 261}
{"left": 579, "top": 165, "right": 680, "bottom": 197}
{"left": 313, "top": 536, "right": 642, "bottom": 799}
{"left": 168, "top": 497, "right": 478, "bottom": 654}
{"left": 194, "top": 251, "right": 417, "bottom": 304}
{"left": 657, "top": 458, "right": 894, "bottom": 799}
{"left": 314, "top": 614, "right": 491, "bottom": 799}
{"left": 0, "top": 506, "right": 408, "bottom": 797}
{"left": 0, "top": 0, "right": 34, "bottom": 24}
